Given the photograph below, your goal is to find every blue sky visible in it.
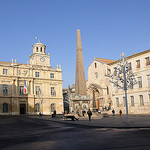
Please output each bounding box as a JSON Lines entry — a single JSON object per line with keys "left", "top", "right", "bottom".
{"left": 0, "top": 0, "right": 150, "bottom": 88}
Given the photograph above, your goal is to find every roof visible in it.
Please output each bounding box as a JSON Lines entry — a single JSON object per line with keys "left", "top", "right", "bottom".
{"left": 109, "top": 49, "right": 150, "bottom": 65}
{"left": 94, "top": 57, "right": 116, "bottom": 64}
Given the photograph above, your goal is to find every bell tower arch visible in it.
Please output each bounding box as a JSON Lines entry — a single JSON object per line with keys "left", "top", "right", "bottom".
{"left": 29, "top": 38, "right": 50, "bottom": 66}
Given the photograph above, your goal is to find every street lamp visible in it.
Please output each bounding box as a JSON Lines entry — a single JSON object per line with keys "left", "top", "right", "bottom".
{"left": 108, "top": 53, "right": 137, "bottom": 123}
{"left": 39, "top": 88, "right": 43, "bottom": 116}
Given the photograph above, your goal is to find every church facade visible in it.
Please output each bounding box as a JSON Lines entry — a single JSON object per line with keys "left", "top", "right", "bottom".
{"left": 87, "top": 50, "right": 150, "bottom": 114}
{"left": 0, "top": 41, "right": 63, "bottom": 115}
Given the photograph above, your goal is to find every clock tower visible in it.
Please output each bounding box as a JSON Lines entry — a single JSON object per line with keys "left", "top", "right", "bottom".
{"left": 29, "top": 41, "right": 50, "bottom": 66}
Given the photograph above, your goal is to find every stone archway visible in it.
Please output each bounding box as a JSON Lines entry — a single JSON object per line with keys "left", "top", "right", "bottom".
{"left": 87, "top": 84, "right": 103, "bottom": 112}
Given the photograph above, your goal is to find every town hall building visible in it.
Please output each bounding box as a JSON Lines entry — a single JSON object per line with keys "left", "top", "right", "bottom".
{"left": 0, "top": 40, "right": 63, "bottom": 115}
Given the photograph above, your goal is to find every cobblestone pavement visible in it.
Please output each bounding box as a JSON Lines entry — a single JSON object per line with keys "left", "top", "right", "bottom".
{"left": 0, "top": 116, "right": 150, "bottom": 150}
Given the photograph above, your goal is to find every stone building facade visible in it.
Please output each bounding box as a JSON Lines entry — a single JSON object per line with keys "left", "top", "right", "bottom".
{"left": 0, "top": 42, "right": 63, "bottom": 115}
{"left": 87, "top": 49, "right": 150, "bottom": 114}
{"left": 109, "top": 50, "right": 150, "bottom": 114}
{"left": 86, "top": 58, "right": 114, "bottom": 111}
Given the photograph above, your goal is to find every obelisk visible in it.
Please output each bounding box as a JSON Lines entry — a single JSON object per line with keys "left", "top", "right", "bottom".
{"left": 75, "top": 29, "right": 87, "bottom": 96}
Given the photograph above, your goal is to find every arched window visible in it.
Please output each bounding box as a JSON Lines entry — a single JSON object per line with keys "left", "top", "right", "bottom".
{"left": 40, "top": 47, "right": 42, "bottom": 52}
{"left": 107, "top": 86, "right": 109, "bottom": 95}
{"left": 51, "top": 103, "right": 56, "bottom": 112}
{"left": 36, "top": 47, "right": 38, "bottom": 52}
{"left": 35, "top": 103, "right": 40, "bottom": 112}
{"left": 3, "top": 103, "right": 8, "bottom": 113}
{"left": 83, "top": 104, "right": 87, "bottom": 109}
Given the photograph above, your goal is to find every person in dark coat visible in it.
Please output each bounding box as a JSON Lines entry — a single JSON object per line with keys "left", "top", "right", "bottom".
{"left": 112, "top": 109, "right": 115, "bottom": 116}
{"left": 119, "top": 109, "right": 122, "bottom": 116}
{"left": 87, "top": 109, "right": 92, "bottom": 121}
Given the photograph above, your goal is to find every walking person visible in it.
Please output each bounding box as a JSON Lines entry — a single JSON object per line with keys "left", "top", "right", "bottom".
{"left": 87, "top": 109, "right": 92, "bottom": 121}
{"left": 112, "top": 109, "right": 115, "bottom": 116}
{"left": 119, "top": 109, "right": 122, "bottom": 116}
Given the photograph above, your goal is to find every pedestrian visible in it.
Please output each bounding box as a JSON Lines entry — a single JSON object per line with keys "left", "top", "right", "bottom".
{"left": 82, "top": 110, "right": 85, "bottom": 116}
{"left": 52, "top": 110, "right": 56, "bottom": 118}
{"left": 87, "top": 109, "right": 92, "bottom": 121}
{"left": 119, "top": 109, "right": 122, "bottom": 116}
{"left": 112, "top": 109, "right": 115, "bottom": 116}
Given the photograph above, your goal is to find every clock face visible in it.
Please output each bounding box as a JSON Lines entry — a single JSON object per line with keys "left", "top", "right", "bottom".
{"left": 40, "top": 57, "right": 45, "bottom": 62}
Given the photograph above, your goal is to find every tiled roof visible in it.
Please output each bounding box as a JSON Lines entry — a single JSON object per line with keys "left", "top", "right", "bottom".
{"left": 94, "top": 57, "right": 115, "bottom": 64}
{"left": 109, "top": 49, "right": 150, "bottom": 65}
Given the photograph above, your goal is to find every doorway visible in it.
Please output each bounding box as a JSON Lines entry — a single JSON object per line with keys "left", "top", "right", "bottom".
{"left": 20, "top": 104, "right": 26, "bottom": 114}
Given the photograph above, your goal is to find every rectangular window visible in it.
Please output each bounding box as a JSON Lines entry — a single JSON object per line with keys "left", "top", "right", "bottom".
{"left": 35, "top": 86, "right": 40, "bottom": 95}
{"left": 130, "top": 78, "right": 133, "bottom": 89}
{"left": 50, "top": 73, "right": 54, "bottom": 79}
{"left": 145, "top": 57, "right": 150, "bottom": 66}
{"left": 138, "top": 77, "right": 142, "bottom": 88}
{"left": 123, "top": 97, "right": 126, "bottom": 107}
{"left": 51, "top": 87, "right": 56, "bottom": 96}
{"left": 136, "top": 60, "right": 140, "bottom": 68}
{"left": 139, "top": 95, "right": 144, "bottom": 106}
{"left": 131, "top": 96, "right": 134, "bottom": 106}
{"left": 20, "top": 86, "right": 24, "bottom": 95}
{"left": 3, "top": 84, "right": 8, "bottom": 94}
{"left": 116, "top": 98, "right": 119, "bottom": 107}
{"left": 147, "top": 75, "right": 150, "bottom": 87}
{"left": 128, "top": 63, "right": 132, "bottom": 70}
{"left": 3, "top": 69, "right": 7, "bottom": 75}
{"left": 95, "top": 63, "right": 97, "bottom": 68}
{"left": 95, "top": 72, "right": 98, "bottom": 78}
{"left": 35, "top": 72, "right": 40, "bottom": 77}
{"left": 114, "top": 67, "right": 117, "bottom": 76}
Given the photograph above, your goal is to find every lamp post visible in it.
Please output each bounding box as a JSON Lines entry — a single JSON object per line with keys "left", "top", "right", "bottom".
{"left": 39, "top": 89, "right": 43, "bottom": 116}
{"left": 108, "top": 53, "right": 137, "bottom": 123}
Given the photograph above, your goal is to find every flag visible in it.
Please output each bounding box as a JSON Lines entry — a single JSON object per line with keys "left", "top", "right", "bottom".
{"left": 24, "top": 80, "right": 27, "bottom": 94}
{"left": 53, "top": 89, "right": 56, "bottom": 96}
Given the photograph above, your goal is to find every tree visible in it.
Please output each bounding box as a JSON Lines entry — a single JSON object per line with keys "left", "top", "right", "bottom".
{"left": 108, "top": 53, "right": 137, "bottom": 123}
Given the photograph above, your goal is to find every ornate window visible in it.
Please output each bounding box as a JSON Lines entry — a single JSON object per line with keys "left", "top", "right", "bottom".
{"left": 20, "top": 86, "right": 24, "bottom": 95}
{"left": 139, "top": 95, "right": 144, "bottom": 106}
{"left": 50, "top": 73, "right": 54, "bottom": 79}
{"left": 35, "top": 103, "right": 40, "bottom": 112}
{"left": 40, "top": 47, "right": 42, "bottom": 52}
{"left": 51, "top": 87, "right": 56, "bottom": 96}
{"left": 3, "top": 103, "right": 8, "bottom": 113}
{"left": 35, "top": 72, "right": 40, "bottom": 77}
{"left": 35, "top": 86, "right": 40, "bottom": 95}
{"left": 3, "top": 69, "right": 7, "bottom": 75}
{"left": 36, "top": 47, "right": 38, "bottom": 52}
{"left": 3, "top": 84, "right": 8, "bottom": 95}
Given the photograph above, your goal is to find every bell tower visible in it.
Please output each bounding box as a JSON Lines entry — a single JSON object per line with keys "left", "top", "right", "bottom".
{"left": 29, "top": 38, "right": 50, "bottom": 66}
